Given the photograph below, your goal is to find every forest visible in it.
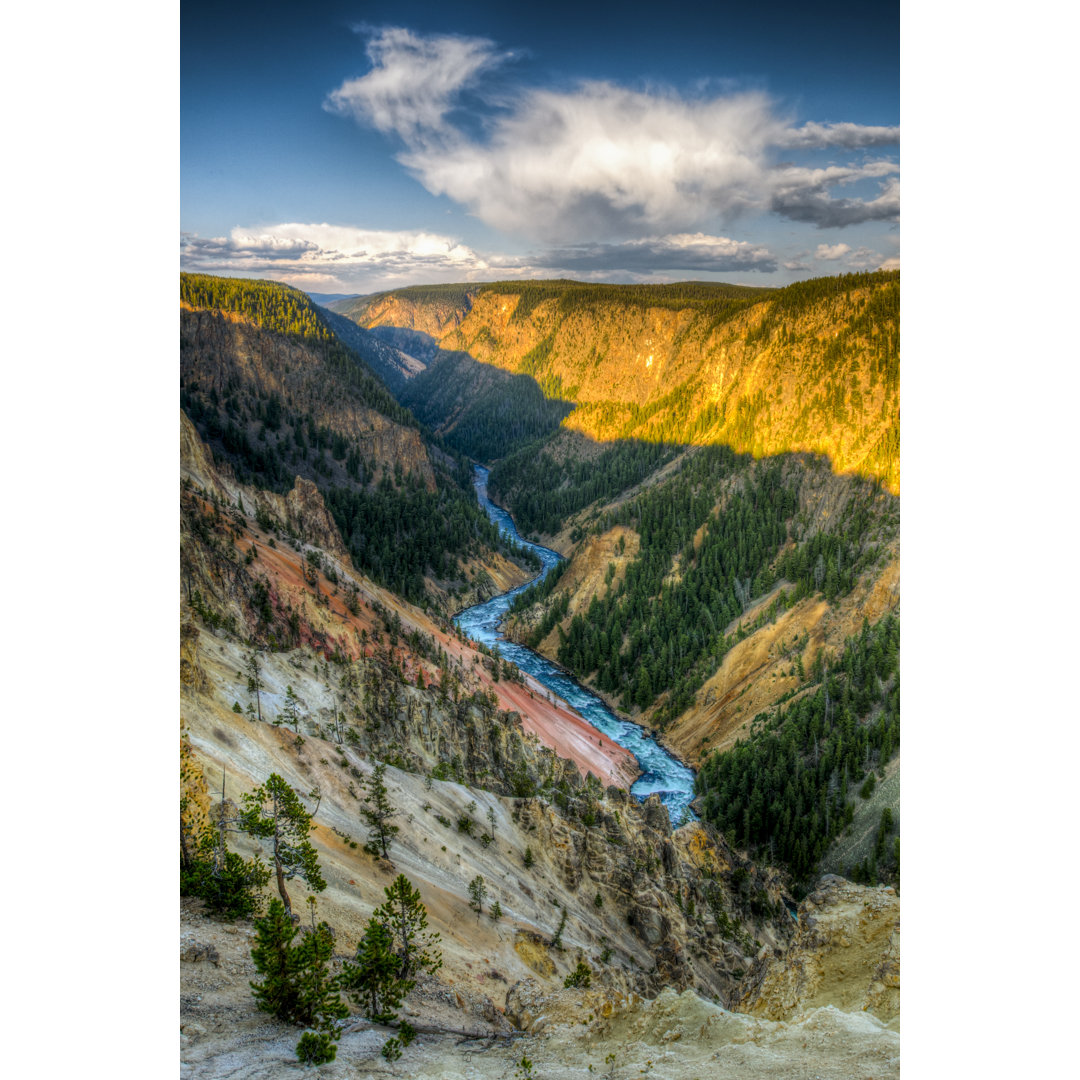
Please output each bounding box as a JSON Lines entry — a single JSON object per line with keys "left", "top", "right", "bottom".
{"left": 514, "top": 444, "right": 894, "bottom": 733}
{"left": 398, "top": 351, "right": 573, "bottom": 464}
{"left": 490, "top": 439, "right": 679, "bottom": 537}
{"left": 696, "top": 615, "right": 900, "bottom": 890}
{"left": 180, "top": 274, "right": 535, "bottom": 605}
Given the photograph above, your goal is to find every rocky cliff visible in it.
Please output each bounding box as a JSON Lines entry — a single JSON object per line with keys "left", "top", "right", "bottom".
{"left": 738, "top": 874, "right": 900, "bottom": 1026}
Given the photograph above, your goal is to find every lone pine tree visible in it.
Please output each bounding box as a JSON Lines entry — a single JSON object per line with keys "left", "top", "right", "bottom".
{"left": 376, "top": 873, "right": 443, "bottom": 982}
{"left": 245, "top": 651, "right": 263, "bottom": 723}
{"left": 360, "top": 762, "right": 399, "bottom": 859}
{"left": 240, "top": 773, "right": 324, "bottom": 916}
{"left": 339, "top": 919, "right": 408, "bottom": 1024}
{"left": 339, "top": 874, "right": 438, "bottom": 1063}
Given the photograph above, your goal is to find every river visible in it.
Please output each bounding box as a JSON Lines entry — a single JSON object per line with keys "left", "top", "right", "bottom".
{"left": 453, "top": 466, "right": 697, "bottom": 823}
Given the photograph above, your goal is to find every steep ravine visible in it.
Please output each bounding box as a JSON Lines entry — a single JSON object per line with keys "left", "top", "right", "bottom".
{"left": 179, "top": 417, "right": 900, "bottom": 1078}
{"left": 456, "top": 466, "right": 698, "bottom": 822}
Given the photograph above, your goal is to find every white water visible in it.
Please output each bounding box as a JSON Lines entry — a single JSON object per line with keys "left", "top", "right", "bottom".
{"left": 453, "top": 466, "right": 697, "bottom": 823}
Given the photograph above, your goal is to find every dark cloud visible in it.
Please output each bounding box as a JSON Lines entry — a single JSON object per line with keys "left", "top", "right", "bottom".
{"left": 537, "top": 234, "right": 776, "bottom": 273}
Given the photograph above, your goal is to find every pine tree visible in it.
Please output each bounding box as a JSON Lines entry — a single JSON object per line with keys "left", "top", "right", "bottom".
{"left": 339, "top": 919, "right": 410, "bottom": 1024}
{"left": 181, "top": 768, "right": 270, "bottom": 919}
{"left": 245, "top": 651, "right": 263, "bottom": 723}
{"left": 241, "top": 774, "right": 324, "bottom": 916}
{"left": 293, "top": 918, "right": 347, "bottom": 1031}
{"left": 250, "top": 899, "right": 347, "bottom": 1061}
{"left": 281, "top": 685, "right": 302, "bottom": 732}
{"left": 249, "top": 899, "right": 304, "bottom": 1020}
{"left": 468, "top": 875, "right": 486, "bottom": 920}
{"left": 375, "top": 874, "right": 443, "bottom": 982}
{"left": 360, "top": 762, "right": 400, "bottom": 859}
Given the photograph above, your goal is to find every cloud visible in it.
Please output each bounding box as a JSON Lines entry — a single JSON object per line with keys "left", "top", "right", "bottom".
{"left": 842, "top": 247, "right": 900, "bottom": 271}
{"left": 536, "top": 233, "right": 776, "bottom": 273}
{"left": 180, "top": 223, "right": 778, "bottom": 291}
{"left": 784, "top": 260, "right": 811, "bottom": 272}
{"left": 815, "top": 242, "right": 851, "bottom": 261}
{"left": 180, "top": 224, "right": 489, "bottom": 291}
{"left": 325, "top": 27, "right": 900, "bottom": 242}
{"left": 773, "top": 121, "right": 900, "bottom": 150}
{"left": 771, "top": 176, "right": 900, "bottom": 228}
{"left": 324, "top": 28, "right": 511, "bottom": 139}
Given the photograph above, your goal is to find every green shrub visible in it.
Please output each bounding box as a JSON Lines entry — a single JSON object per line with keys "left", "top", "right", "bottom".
{"left": 564, "top": 960, "right": 592, "bottom": 989}
{"left": 296, "top": 1030, "right": 337, "bottom": 1065}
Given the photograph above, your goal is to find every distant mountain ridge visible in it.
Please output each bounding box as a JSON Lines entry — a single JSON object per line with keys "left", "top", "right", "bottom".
{"left": 334, "top": 274, "right": 899, "bottom": 493}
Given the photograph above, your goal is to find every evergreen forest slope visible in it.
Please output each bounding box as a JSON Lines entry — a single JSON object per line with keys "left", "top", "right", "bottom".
{"left": 180, "top": 273, "right": 539, "bottom": 611}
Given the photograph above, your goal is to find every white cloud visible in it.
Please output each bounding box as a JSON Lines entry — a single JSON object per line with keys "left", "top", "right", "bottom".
{"left": 325, "top": 27, "right": 900, "bottom": 243}
{"left": 180, "top": 224, "right": 778, "bottom": 290}
{"left": 815, "top": 243, "right": 852, "bottom": 261}
{"left": 324, "top": 28, "right": 510, "bottom": 139}
{"left": 773, "top": 121, "right": 901, "bottom": 150}
{"left": 839, "top": 247, "right": 901, "bottom": 272}
{"left": 180, "top": 224, "right": 489, "bottom": 291}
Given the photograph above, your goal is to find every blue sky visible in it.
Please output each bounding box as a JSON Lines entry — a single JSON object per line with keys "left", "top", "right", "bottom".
{"left": 181, "top": 0, "right": 898, "bottom": 293}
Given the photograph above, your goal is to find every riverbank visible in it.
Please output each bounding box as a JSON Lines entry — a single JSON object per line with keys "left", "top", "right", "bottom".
{"left": 456, "top": 465, "right": 698, "bottom": 821}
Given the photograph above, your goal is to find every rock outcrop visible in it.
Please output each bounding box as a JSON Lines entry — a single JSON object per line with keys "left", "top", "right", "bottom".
{"left": 737, "top": 874, "right": 900, "bottom": 1026}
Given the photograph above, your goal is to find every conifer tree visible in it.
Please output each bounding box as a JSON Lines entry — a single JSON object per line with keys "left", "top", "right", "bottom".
{"left": 241, "top": 774, "right": 324, "bottom": 916}
{"left": 375, "top": 874, "right": 443, "bottom": 982}
{"left": 281, "top": 685, "right": 302, "bottom": 732}
{"left": 245, "top": 651, "right": 263, "bottom": 723}
{"left": 250, "top": 900, "right": 303, "bottom": 1018}
{"left": 360, "top": 762, "right": 399, "bottom": 859}
{"left": 468, "top": 875, "right": 486, "bottom": 920}
{"left": 339, "top": 918, "right": 408, "bottom": 1024}
{"left": 250, "top": 899, "right": 347, "bottom": 1062}
{"left": 181, "top": 767, "right": 270, "bottom": 919}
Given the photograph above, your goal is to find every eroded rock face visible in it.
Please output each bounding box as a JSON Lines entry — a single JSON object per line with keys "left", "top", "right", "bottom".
{"left": 507, "top": 796, "right": 789, "bottom": 1001}
{"left": 505, "top": 978, "right": 643, "bottom": 1034}
{"left": 180, "top": 620, "right": 211, "bottom": 693}
{"left": 284, "top": 477, "right": 349, "bottom": 559}
{"left": 737, "top": 874, "right": 900, "bottom": 1025}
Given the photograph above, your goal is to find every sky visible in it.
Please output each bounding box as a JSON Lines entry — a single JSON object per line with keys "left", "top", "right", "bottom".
{"left": 181, "top": 0, "right": 898, "bottom": 294}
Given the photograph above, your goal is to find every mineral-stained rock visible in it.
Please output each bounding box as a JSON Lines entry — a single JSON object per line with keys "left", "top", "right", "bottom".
{"left": 737, "top": 875, "right": 900, "bottom": 1024}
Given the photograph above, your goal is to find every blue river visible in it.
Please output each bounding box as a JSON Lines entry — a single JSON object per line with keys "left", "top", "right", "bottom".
{"left": 453, "top": 466, "right": 697, "bottom": 823}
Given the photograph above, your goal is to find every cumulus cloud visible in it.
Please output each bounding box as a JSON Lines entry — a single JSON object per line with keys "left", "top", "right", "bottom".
{"left": 815, "top": 242, "right": 851, "bottom": 261}
{"left": 180, "top": 224, "right": 489, "bottom": 290}
{"left": 324, "top": 27, "right": 900, "bottom": 243}
{"left": 842, "top": 247, "right": 900, "bottom": 271}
